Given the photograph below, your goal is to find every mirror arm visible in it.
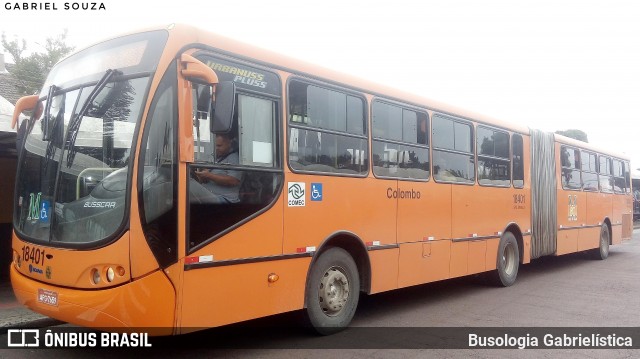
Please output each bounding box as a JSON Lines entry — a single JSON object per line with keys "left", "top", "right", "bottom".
{"left": 180, "top": 53, "right": 218, "bottom": 85}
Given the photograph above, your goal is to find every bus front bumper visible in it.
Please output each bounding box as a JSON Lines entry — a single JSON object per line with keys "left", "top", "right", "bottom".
{"left": 10, "top": 265, "right": 176, "bottom": 335}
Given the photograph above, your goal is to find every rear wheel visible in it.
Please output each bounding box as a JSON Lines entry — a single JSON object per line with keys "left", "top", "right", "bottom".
{"left": 591, "top": 224, "right": 610, "bottom": 260}
{"left": 304, "top": 247, "right": 360, "bottom": 335}
{"left": 489, "top": 232, "right": 520, "bottom": 287}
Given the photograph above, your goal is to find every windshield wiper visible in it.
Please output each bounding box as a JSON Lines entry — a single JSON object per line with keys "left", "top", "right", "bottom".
{"left": 42, "top": 85, "right": 59, "bottom": 171}
{"left": 42, "top": 85, "right": 57, "bottom": 141}
{"left": 65, "top": 69, "right": 121, "bottom": 168}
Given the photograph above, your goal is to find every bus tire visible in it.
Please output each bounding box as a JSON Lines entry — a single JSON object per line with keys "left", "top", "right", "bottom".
{"left": 490, "top": 232, "right": 520, "bottom": 287}
{"left": 591, "top": 224, "right": 610, "bottom": 260}
{"left": 304, "top": 247, "right": 360, "bottom": 335}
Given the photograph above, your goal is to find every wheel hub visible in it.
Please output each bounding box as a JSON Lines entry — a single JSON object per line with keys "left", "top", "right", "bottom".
{"left": 601, "top": 231, "right": 609, "bottom": 256}
{"left": 318, "top": 267, "right": 349, "bottom": 316}
{"left": 502, "top": 242, "right": 516, "bottom": 276}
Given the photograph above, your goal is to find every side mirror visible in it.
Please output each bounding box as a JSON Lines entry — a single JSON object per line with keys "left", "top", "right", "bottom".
{"left": 211, "top": 81, "right": 236, "bottom": 134}
{"left": 11, "top": 95, "right": 40, "bottom": 129}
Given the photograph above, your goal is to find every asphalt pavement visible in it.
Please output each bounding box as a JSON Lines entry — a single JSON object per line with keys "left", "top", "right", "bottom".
{"left": 0, "top": 281, "right": 62, "bottom": 330}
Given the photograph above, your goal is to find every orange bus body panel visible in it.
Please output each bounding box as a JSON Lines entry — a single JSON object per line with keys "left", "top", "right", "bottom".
{"left": 398, "top": 241, "right": 451, "bottom": 288}
{"left": 556, "top": 227, "right": 579, "bottom": 256}
{"left": 184, "top": 200, "right": 285, "bottom": 260}
{"left": 282, "top": 173, "right": 396, "bottom": 254}
{"left": 369, "top": 248, "right": 400, "bottom": 293}
{"left": 397, "top": 181, "right": 451, "bottom": 245}
{"left": 179, "top": 257, "right": 310, "bottom": 330}
{"left": 612, "top": 195, "right": 632, "bottom": 244}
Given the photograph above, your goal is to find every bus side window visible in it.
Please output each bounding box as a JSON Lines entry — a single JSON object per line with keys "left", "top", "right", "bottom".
{"left": 371, "top": 100, "right": 429, "bottom": 180}
{"left": 432, "top": 114, "right": 474, "bottom": 183}
{"left": 187, "top": 93, "right": 283, "bottom": 249}
{"left": 288, "top": 80, "right": 368, "bottom": 175}
{"left": 581, "top": 151, "right": 598, "bottom": 192}
{"left": 624, "top": 161, "right": 631, "bottom": 194}
{"left": 512, "top": 134, "right": 524, "bottom": 188}
{"left": 238, "top": 95, "right": 275, "bottom": 167}
{"left": 477, "top": 126, "right": 510, "bottom": 187}
{"left": 613, "top": 159, "right": 625, "bottom": 193}
{"left": 139, "top": 61, "right": 178, "bottom": 268}
{"left": 560, "top": 146, "right": 581, "bottom": 190}
{"left": 598, "top": 155, "right": 613, "bottom": 193}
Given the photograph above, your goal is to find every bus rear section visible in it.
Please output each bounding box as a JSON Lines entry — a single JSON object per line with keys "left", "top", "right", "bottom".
{"left": 529, "top": 130, "right": 633, "bottom": 261}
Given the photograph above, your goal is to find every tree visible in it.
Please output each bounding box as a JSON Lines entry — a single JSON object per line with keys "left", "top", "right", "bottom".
{"left": 555, "top": 129, "right": 589, "bottom": 143}
{"left": 1, "top": 30, "right": 74, "bottom": 96}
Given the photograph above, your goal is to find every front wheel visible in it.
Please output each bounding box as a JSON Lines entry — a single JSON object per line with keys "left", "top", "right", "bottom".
{"left": 489, "top": 232, "right": 520, "bottom": 287}
{"left": 304, "top": 247, "right": 360, "bottom": 335}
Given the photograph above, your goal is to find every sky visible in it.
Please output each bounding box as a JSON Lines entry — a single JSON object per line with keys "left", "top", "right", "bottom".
{"left": 1, "top": 0, "right": 639, "bottom": 169}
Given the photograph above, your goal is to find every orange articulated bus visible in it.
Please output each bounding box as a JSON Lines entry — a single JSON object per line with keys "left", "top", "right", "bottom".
{"left": 10, "top": 24, "right": 633, "bottom": 335}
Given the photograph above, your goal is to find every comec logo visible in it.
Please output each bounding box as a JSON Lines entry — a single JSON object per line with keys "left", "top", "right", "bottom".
{"left": 287, "top": 182, "right": 305, "bottom": 207}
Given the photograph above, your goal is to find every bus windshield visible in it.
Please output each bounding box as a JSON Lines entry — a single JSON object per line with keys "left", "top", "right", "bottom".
{"left": 13, "top": 30, "right": 168, "bottom": 246}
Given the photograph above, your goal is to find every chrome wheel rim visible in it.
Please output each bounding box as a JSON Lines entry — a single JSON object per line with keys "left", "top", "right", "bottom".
{"left": 318, "top": 266, "right": 350, "bottom": 317}
{"left": 601, "top": 229, "right": 609, "bottom": 257}
{"left": 502, "top": 242, "right": 517, "bottom": 276}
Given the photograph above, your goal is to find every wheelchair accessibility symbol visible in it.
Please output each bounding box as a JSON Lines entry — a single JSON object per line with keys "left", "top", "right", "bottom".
{"left": 311, "top": 183, "right": 323, "bottom": 201}
{"left": 40, "top": 200, "right": 50, "bottom": 224}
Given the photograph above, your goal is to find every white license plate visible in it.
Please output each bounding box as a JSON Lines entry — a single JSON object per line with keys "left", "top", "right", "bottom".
{"left": 37, "top": 288, "right": 58, "bottom": 307}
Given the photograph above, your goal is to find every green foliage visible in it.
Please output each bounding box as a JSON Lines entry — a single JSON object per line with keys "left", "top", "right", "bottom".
{"left": 1, "top": 30, "right": 74, "bottom": 96}
{"left": 555, "top": 129, "right": 589, "bottom": 143}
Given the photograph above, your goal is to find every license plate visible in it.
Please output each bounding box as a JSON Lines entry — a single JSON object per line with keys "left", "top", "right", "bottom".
{"left": 37, "top": 288, "right": 58, "bottom": 307}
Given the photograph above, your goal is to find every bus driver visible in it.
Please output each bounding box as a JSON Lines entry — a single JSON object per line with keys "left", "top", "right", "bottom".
{"left": 194, "top": 133, "right": 241, "bottom": 203}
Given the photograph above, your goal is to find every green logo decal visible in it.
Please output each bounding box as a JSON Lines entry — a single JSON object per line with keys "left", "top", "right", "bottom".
{"left": 27, "top": 192, "right": 42, "bottom": 220}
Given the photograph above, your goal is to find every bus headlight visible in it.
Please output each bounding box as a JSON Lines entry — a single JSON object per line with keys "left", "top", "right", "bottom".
{"left": 106, "top": 267, "right": 115, "bottom": 282}
{"left": 14, "top": 251, "right": 22, "bottom": 268}
{"left": 91, "top": 268, "right": 101, "bottom": 284}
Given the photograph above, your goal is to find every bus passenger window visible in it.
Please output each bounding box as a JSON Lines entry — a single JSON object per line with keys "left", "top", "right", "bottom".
{"left": 613, "top": 159, "right": 625, "bottom": 193}
{"left": 372, "top": 101, "right": 429, "bottom": 180}
{"left": 624, "top": 161, "right": 631, "bottom": 194}
{"left": 560, "top": 146, "right": 581, "bottom": 190}
{"left": 512, "top": 134, "right": 524, "bottom": 188}
{"left": 477, "top": 126, "right": 510, "bottom": 186}
{"left": 432, "top": 114, "right": 474, "bottom": 183}
{"left": 581, "top": 151, "right": 598, "bottom": 192}
{"left": 288, "top": 80, "right": 368, "bottom": 175}
{"left": 598, "top": 155, "right": 613, "bottom": 193}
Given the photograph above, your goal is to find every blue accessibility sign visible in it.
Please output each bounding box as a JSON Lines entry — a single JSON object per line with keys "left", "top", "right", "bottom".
{"left": 311, "top": 183, "right": 323, "bottom": 201}
{"left": 40, "top": 200, "right": 50, "bottom": 224}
